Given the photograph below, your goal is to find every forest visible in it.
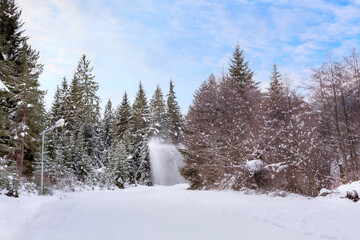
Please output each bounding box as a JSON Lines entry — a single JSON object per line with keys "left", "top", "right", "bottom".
{"left": 1, "top": 0, "right": 360, "bottom": 198}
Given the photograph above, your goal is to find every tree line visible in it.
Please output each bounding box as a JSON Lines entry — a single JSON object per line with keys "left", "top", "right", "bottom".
{"left": 181, "top": 45, "right": 360, "bottom": 196}
{"left": 1, "top": 0, "right": 359, "bottom": 197}
{"left": 45, "top": 57, "right": 183, "bottom": 190}
{"left": 0, "top": 0, "right": 183, "bottom": 196}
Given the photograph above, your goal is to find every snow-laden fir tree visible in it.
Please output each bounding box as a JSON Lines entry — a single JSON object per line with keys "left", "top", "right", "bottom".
{"left": 0, "top": 0, "right": 45, "bottom": 176}
{"left": 130, "top": 82, "right": 152, "bottom": 185}
{"left": 166, "top": 80, "right": 183, "bottom": 145}
{"left": 100, "top": 99, "right": 114, "bottom": 166}
{"left": 149, "top": 85, "right": 170, "bottom": 143}
{"left": 68, "top": 55, "right": 100, "bottom": 181}
{"left": 107, "top": 141, "right": 133, "bottom": 188}
{"left": 114, "top": 92, "right": 132, "bottom": 150}
{"left": 219, "top": 44, "right": 261, "bottom": 189}
{"left": 0, "top": 79, "right": 11, "bottom": 158}
{"left": 44, "top": 82, "right": 74, "bottom": 187}
{"left": 182, "top": 45, "right": 262, "bottom": 190}
{"left": 262, "top": 64, "right": 289, "bottom": 165}
{"left": 180, "top": 73, "right": 219, "bottom": 189}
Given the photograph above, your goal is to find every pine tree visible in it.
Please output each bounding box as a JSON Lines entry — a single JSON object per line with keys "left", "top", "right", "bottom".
{"left": 262, "top": 63, "right": 289, "bottom": 165}
{"left": 68, "top": 55, "right": 100, "bottom": 180}
{"left": 166, "top": 80, "right": 183, "bottom": 145}
{"left": 107, "top": 141, "right": 133, "bottom": 188}
{"left": 130, "top": 82, "right": 152, "bottom": 185}
{"left": 0, "top": 80, "right": 10, "bottom": 157}
{"left": 114, "top": 92, "right": 132, "bottom": 146}
{"left": 0, "top": 0, "right": 45, "bottom": 176}
{"left": 149, "top": 85, "right": 170, "bottom": 143}
{"left": 181, "top": 74, "right": 220, "bottom": 189}
{"left": 0, "top": 0, "right": 26, "bottom": 65}
{"left": 182, "top": 45, "right": 262, "bottom": 190}
{"left": 101, "top": 99, "right": 114, "bottom": 166}
{"left": 10, "top": 43, "right": 45, "bottom": 175}
{"left": 228, "top": 43, "right": 255, "bottom": 90}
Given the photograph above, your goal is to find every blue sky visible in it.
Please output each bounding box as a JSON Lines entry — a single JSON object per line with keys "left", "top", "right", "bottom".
{"left": 18, "top": 0, "right": 360, "bottom": 114}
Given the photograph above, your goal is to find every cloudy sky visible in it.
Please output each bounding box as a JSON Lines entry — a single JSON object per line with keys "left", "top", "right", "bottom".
{"left": 18, "top": 0, "right": 360, "bottom": 113}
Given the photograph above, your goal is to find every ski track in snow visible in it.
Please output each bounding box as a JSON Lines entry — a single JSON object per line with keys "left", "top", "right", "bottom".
{"left": 1, "top": 184, "right": 359, "bottom": 240}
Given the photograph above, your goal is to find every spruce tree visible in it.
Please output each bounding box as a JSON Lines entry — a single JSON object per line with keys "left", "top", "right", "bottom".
{"left": 181, "top": 74, "right": 219, "bottom": 189}
{"left": 68, "top": 55, "right": 100, "bottom": 180}
{"left": 0, "top": 80, "right": 10, "bottom": 157}
{"left": 166, "top": 80, "right": 183, "bottom": 145}
{"left": 228, "top": 43, "right": 255, "bottom": 90}
{"left": 0, "top": 0, "right": 45, "bottom": 175}
{"left": 130, "top": 82, "right": 152, "bottom": 185}
{"left": 149, "top": 85, "right": 170, "bottom": 143}
{"left": 114, "top": 92, "right": 132, "bottom": 145}
{"left": 101, "top": 99, "right": 114, "bottom": 166}
{"left": 10, "top": 43, "right": 45, "bottom": 175}
{"left": 107, "top": 141, "right": 132, "bottom": 188}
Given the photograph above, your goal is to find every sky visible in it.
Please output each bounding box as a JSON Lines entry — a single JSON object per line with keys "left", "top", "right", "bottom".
{"left": 17, "top": 0, "right": 360, "bottom": 114}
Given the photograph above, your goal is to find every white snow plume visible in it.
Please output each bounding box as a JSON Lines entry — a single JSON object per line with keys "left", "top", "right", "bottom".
{"left": 148, "top": 139, "right": 187, "bottom": 186}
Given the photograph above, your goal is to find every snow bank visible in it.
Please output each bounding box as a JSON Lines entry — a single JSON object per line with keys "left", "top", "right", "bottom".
{"left": 1, "top": 185, "right": 359, "bottom": 240}
{"left": 319, "top": 181, "right": 360, "bottom": 201}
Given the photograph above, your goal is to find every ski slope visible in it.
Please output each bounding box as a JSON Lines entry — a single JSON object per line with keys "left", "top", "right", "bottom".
{"left": 1, "top": 184, "right": 359, "bottom": 240}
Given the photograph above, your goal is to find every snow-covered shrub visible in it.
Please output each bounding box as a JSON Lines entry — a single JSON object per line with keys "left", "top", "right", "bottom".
{"left": 319, "top": 181, "right": 360, "bottom": 201}
{"left": 0, "top": 159, "right": 20, "bottom": 197}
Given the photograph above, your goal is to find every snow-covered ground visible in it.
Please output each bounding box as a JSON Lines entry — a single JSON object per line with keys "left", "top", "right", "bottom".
{"left": 1, "top": 184, "right": 359, "bottom": 240}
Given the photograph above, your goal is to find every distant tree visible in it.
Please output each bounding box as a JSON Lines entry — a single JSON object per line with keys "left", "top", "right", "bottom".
{"left": 182, "top": 44, "right": 263, "bottom": 190}
{"left": 228, "top": 43, "right": 255, "bottom": 90}
{"left": 101, "top": 99, "right": 114, "bottom": 166}
{"left": 181, "top": 74, "right": 220, "bottom": 189}
{"left": 149, "top": 85, "right": 170, "bottom": 143}
{"left": 107, "top": 141, "right": 133, "bottom": 188}
{"left": 130, "top": 82, "right": 152, "bottom": 185}
{"left": 114, "top": 92, "right": 132, "bottom": 148}
{"left": 166, "top": 80, "right": 183, "bottom": 145}
{"left": 68, "top": 55, "right": 100, "bottom": 180}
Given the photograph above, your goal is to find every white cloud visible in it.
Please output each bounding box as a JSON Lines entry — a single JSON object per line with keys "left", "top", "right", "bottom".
{"left": 16, "top": 0, "right": 360, "bottom": 111}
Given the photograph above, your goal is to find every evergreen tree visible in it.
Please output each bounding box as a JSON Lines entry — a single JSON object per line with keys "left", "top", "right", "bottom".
{"left": 181, "top": 74, "right": 220, "bottom": 189}
{"left": 107, "top": 141, "right": 133, "bottom": 188}
{"left": 68, "top": 55, "right": 100, "bottom": 180}
{"left": 10, "top": 43, "right": 45, "bottom": 175}
{"left": 101, "top": 99, "right": 114, "bottom": 166}
{"left": 0, "top": 0, "right": 45, "bottom": 175}
{"left": 0, "top": 80, "right": 10, "bottom": 157}
{"left": 228, "top": 43, "right": 255, "bottom": 90}
{"left": 182, "top": 45, "right": 262, "bottom": 190}
{"left": 114, "top": 92, "right": 132, "bottom": 145}
{"left": 149, "top": 85, "right": 170, "bottom": 143}
{"left": 130, "top": 82, "right": 152, "bottom": 185}
{"left": 262, "top": 63, "right": 289, "bottom": 165}
{"left": 166, "top": 80, "right": 183, "bottom": 145}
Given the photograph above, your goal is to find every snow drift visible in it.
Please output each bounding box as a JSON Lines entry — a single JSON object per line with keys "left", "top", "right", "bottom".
{"left": 148, "top": 139, "right": 187, "bottom": 186}
{"left": 320, "top": 181, "right": 360, "bottom": 201}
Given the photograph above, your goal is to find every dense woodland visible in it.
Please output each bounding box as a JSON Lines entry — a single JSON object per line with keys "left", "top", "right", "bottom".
{"left": 0, "top": 0, "right": 183, "bottom": 196}
{"left": 181, "top": 46, "right": 360, "bottom": 196}
{"left": 1, "top": 0, "right": 360, "bottom": 197}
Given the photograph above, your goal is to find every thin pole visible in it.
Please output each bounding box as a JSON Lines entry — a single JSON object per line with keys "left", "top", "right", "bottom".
{"left": 41, "top": 133, "right": 45, "bottom": 194}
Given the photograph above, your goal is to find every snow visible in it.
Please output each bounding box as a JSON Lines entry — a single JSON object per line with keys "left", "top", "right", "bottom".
{"left": 149, "top": 139, "right": 187, "bottom": 185}
{"left": 246, "top": 159, "right": 264, "bottom": 175}
{"left": 1, "top": 185, "right": 359, "bottom": 240}
{"left": 0, "top": 80, "right": 9, "bottom": 92}
{"left": 320, "top": 181, "right": 360, "bottom": 199}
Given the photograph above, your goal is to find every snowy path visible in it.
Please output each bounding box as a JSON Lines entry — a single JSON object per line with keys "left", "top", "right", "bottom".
{"left": 2, "top": 184, "right": 359, "bottom": 240}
